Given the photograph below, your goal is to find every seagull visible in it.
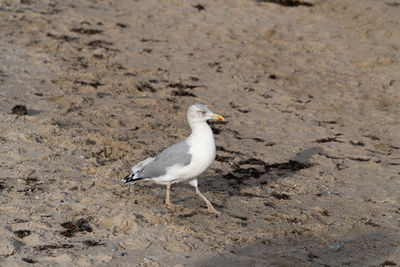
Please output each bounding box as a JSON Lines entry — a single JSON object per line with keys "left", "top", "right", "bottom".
{"left": 122, "top": 104, "right": 225, "bottom": 214}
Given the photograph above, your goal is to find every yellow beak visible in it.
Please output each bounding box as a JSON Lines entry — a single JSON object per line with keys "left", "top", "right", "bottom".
{"left": 212, "top": 113, "right": 225, "bottom": 121}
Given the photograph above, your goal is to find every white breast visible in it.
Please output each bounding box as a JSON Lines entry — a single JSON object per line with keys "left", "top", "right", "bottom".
{"left": 165, "top": 124, "right": 216, "bottom": 182}
{"left": 187, "top": 128, "right": 216, "bottom": 176}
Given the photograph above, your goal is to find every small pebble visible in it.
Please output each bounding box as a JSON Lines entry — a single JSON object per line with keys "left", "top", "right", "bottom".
{"left": 328, "top": 241, "right": 343, "bottom": 251}
{"left": 118, "top": 252, "right": 126, "bottom": 257}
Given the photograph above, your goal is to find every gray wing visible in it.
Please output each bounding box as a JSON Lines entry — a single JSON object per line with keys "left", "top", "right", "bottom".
{"left": 136, "top": 140, "right": 192, "bottom": 179}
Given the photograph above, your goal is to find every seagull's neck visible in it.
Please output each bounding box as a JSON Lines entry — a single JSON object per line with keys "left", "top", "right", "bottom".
{"left": 189, "top": 121, "right": 213, "bottom": 139}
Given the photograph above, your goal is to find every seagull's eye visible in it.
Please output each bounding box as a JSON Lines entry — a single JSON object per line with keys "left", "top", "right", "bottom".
{"left": 199, "top": 110, "right": 207, "bottom": 115}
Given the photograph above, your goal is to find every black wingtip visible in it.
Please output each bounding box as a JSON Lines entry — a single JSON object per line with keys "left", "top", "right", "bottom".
{"left": 121, "top": 174, "right": 144, "bottom": 184}
{"left": 121, "top": 174, "right": 131, "bottom": 184}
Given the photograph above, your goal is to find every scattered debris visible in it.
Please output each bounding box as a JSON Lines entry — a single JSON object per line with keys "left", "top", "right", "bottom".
{"left": 386, "top": 2, "right": 400, "bottom": 7}
{"left": 136, "top": 82, "right": 156, "bottom": 93}
{"left": 349, "top": 140, "right": 365, "bottom": 146}
{"left": 116, "top": 23, "right": 128, "bottom": 28}
{"left": 238, "top": 158, "right": 267, "bottom": 166}
{"left": 70, "top": 28, "right": 103, "bottom": 35}
{"left": 14, "top": 230, "right": 31, "bottom": 238}
{"left": 363, "top": 135, "right": 380, "bottom": 140}
{"left": 73, "top": 80, "right": 104, "bottom": 89}
{"left": 265, "top": 160, "right": 312, "bottom": 172}
{"left": 271, "top": 192, "right": 291, "bottom": 200}
{"left": 256, "top": 0, "right": 314, "bottom": 7}
{"left": 87, "top": 40, "right": 113, "bottom": 48}
{"left": 82, "top": 240, "right": 106, "bottom": 247}
{"left": 46, "top": 33, "right": 78, "bottom": 42}
{"left": 60, "top": 218, "right": 93, "bottom": 237}
{"left": 347, "top": 157, "right": 370, "bottom": 162}
{"left": 215, "top": 155, "right": 233, "bottom": 163}
{"left": 140, "top": 38, "right": 168, "bottom": 43}
{"left": 22, "top": 258, "right": 37, "bottom": 264}
{"left": 193, "top": 4, "right": 205, "bottom": 11}
{"left": 171, "top": 89, "right": 196, "bottom": 97}
{"left": 0, "top": 182, "right": 7, "bottom": 192}
{"left": 307, "top": 252, "right": 320, "bottom": 259}
{"left": 313, "top": 137, "right": 343, "bottom": 143}
{"left": 379, "top": 260, "right": 397, "bottom": 266}
{"left": 11, "top": 105, "right": 28, "bottom": 115}
{"left": 35, "top": 244, "right": 74, "bottom": 251}
{"left": 168, "top": 83, "right": 199, "bottom": 89}
{"left": 362, "top": 218, "right": 380, "bottom": 227}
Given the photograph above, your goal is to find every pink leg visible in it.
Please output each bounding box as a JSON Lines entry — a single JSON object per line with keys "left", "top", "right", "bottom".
{"left": 165, "top": 183, "right": 172, "bottom": 205}
{"left": 195, "top": 187, "right": 220, "bottom": 214}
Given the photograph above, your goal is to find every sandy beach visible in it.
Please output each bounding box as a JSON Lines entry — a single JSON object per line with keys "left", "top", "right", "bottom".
{"left": 1, "top": 0, "right": 400, "bottom": 265}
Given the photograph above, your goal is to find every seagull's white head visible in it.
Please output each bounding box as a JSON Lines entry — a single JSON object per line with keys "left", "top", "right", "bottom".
{"left": 187, "top": 104, "right": 224, "bottom": 125}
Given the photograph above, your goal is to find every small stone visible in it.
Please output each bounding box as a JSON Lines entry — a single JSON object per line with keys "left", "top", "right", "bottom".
{"left": 328, "top": 241, "right": 343, "bottom": 251}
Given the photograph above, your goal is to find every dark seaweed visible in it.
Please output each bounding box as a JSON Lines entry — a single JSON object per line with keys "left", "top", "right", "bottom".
{"left": 349, "top": 141, "right": 365, "bottom": 146}
{"left": 136, "top": 82, "right": 156, "bottom": 92}
{"left": 257, "top": 0, "right": 313, "bottom": 7}
{"left": 14, "top": 230, "right": 31, "bottom": 238}
{"left": 363, "top": 135, "right": 380, "bottom": 140}
{"left": 35, "top": 244, "right": 74, "bottom": 251}
{"left": 87, "top": 40, "right": 113, "bottom": 48}
{"left": 216, "top": 146, "right": 245, "bottom": 156}
{"left": 116, "top": 23, "right": 128, "bottom": 28}
{"left": 0, "top": 181, "right": 7, "bottom": 192}
{"left": 82, "top": 240, "right": 106, "bottom": 247}
{"left": 178, "top": 212, "right": 198, "bottom": 219}
{"left": 168, "top": 83, "right": 199, "bottom": 89}
{"left": 215, "top": 155, "right": 233, "bottom": 163}
{"left": 22, "top": 258, "right": 37, "bottom": 263}
{"left": 46, "top": 33, "right": 78, "bottom": 42}
{"left": 12, "top": 105, "right": 27, "bottom": 115}
{"left": 266, "top": 160, "right": 312, "bottom": 172}
{"left": 140, "top": 38, "right": 168, "bottom": 43}
{"left": 70, "top": 28, "right": 103, "bottom": 35}
{"left": 238, "top": 158, "right": 267, "bottom": 166}
{"left": 386, "top": 2, "right": 400, "bottom": 7}
{"left": 271, "top": 192, "right": 291, "bottom": 200}
{"left": 380, "top": 260, "right": 397, "bottom": 266}
{"left": 193, "top": 4, "right": 205, "bottom": 11}
{"left": 313, "top": 137, "right": 343, "bottom": 143}
{"left": 60, "top": 218, "right": 92, "bottom": 237}
{"left": 172, "top": 90, "right": 196, "bottom": 97}
{"left": 74, "top": 80, "right": 104, "bottom": 89}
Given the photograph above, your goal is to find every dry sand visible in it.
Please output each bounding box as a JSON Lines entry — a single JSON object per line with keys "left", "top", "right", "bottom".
{"left": 1, "top": 0, "right": 400, "bottom": 266}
